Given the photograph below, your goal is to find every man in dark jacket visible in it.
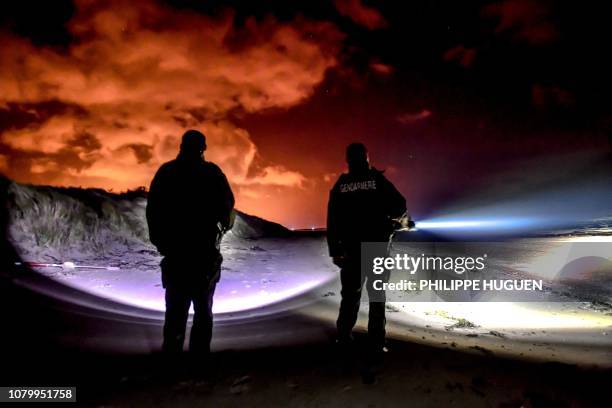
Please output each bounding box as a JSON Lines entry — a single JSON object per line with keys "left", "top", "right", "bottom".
{"left": 147, "top": 129, "right": 235, "bottom": 356}
{"left": 327, "top": 142, "right": 407, "bottom": 354}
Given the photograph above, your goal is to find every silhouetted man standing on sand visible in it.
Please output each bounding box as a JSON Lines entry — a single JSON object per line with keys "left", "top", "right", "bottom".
{"left": 147, "top": 129, "right": 234, "bottom": 358}
{"left": 327, "top": 142, "right": 407, "bottom": 359}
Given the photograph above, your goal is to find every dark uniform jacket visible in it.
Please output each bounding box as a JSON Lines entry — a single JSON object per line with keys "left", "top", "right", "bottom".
{"left": 146, "top": 153, "right": 235, "bottom": 260}
{"left": 327, "top": 167, "right": 406, "bottom": 258}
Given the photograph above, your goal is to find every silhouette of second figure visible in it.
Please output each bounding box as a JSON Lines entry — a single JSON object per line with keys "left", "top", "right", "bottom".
{"left": 327, "top": 143, "right": 406, "bottom": 355}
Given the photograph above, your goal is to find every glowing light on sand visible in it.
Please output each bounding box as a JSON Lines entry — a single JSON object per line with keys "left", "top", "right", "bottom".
{"left": 391, "top": 302, "right": 612, "bottom": 330}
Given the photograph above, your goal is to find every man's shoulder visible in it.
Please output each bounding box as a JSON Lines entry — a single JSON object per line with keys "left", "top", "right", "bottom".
{"left": 154, "top": 159, "right": 178, "bottom": 176}
{"left": 203, "top": 161, "right": 225, "bottom": 176}
{"left": 370, "top": 166, "right": 385, "bottom": 176}
{"left": 203, "top": 160, "right": 221, "bottom": 171}
{"left": 332, "top": 168, "right": 391, "bottom": 194}
{"left": 331, "top": 173, "right": 349, "bottom": 190}
{"left": 337, "top": 172, "right": 350, "bottom": 181}
{"left": 332, "top": 172, "right": 377, "bottom": 193}
{"left": 335, "top": 168, "right": 381, "bottom": 183}
{"left": 162, "top": 157, "right": 182, "bottom": 168}
{"left": 160, "top": 158, "right": 219, "bottom": 169}
{"left": 370, "top": 167, "right": 390, "bottom": 183}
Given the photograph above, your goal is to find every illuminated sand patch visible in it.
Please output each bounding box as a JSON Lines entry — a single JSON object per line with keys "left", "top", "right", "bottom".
{"left": 25, "top": 237, "right": 337, "bottom": 314}
{"left": 388, "top": 302, "right": 612, "bottom": 330}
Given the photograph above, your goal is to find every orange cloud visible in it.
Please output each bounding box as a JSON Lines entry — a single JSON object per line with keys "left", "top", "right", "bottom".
{"left": 0, "top": 0, "right": 344, "bottom": 218}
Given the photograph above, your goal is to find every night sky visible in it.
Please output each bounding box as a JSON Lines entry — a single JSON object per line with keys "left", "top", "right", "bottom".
{"left": 1, "top": 0, "right": 610, "bottom": 228}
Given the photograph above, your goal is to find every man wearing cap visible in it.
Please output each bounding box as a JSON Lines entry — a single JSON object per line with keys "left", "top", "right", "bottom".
{"left": 147, "top": 129, "right": 235, "bottom": 357}
{"left": 327, "top": 142, "right": 407, "bottom": 359}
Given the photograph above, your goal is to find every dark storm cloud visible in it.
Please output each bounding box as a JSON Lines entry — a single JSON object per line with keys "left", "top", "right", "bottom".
{"left": 66, "top": 131, "right": 102, "bottom": 153}
{"left": 0, "top": 130, "right": 102, "bottom": 184}
{"left": 532, "top": 84, "right": 575, "bottom": 109}
{"left": 0, "top": 100, "right": 87, "bottom": 132}
{"left": 443, "top": 45, "right": 477, "bottom": 68}
{"left": 482, "top": 0, "right": 558, "bottom": 45}
{"left": 119, "top": 143, "right": 154, "bottom": 164}
{"left": 334, "top": 0, "right": 387, "bottom": 30}
{"left": 0, "top": 101, "right": 100, "bottom": 183}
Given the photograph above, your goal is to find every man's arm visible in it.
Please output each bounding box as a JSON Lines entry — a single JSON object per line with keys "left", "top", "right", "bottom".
{"left": 146, "top": 165, "right": 169, "bottom": 254}
{"left": 217, "top": 168, "right": 235, "bottom": 232}
{"left": 326, "top": 184, "right": 344, "bottom": 259}
{"left": 377, "top": 172, "right": 407, "bottom": 220}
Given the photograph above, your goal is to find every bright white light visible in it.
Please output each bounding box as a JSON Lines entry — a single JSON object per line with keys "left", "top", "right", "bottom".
{"left": 389, "top": 302, "right": 612, "bottom": 330}
{"left": 416, "top": 220, "right": 493, "bottom": 229}
{"left": 416, "top": 218, "right": 533, "bottom": 231}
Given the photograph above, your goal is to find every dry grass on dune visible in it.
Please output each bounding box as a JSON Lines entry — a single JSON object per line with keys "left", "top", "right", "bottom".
{"left": 3, "top": 180, "right": 290, "bottom": 262}
{"left": 7, "top": 183, "right": 151, "bottom": 260}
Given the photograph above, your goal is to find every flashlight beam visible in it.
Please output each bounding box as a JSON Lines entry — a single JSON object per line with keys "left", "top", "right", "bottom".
{"left": 15, "top": 261, "right": 120, "bottom": 271}
{"left": 415, "top": 218, "right": 534, "bottom": 230}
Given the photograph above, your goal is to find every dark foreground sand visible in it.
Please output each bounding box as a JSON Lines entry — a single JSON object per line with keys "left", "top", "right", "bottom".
{"left": 4, "top": 334, "right": 610, "bottom": 407}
